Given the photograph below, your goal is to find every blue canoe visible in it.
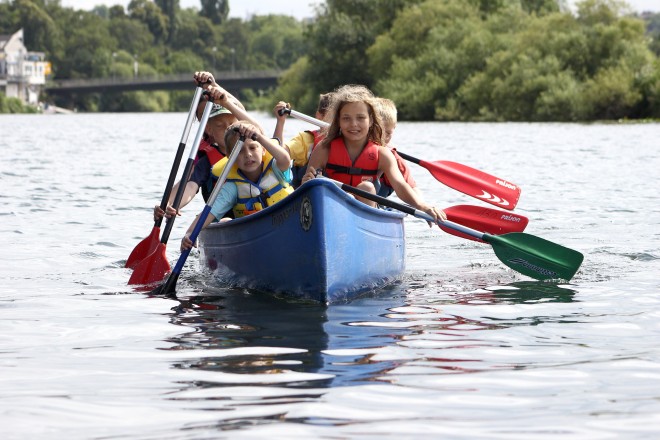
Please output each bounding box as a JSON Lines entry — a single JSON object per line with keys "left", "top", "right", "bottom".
{"left": 198, "top": 178, "right": 406, "bottom": 304}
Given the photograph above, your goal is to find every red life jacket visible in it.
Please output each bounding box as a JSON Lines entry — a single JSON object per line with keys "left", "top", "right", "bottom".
{"left": 291, "top": 129, "right": 325, "bottom": 189}
{"left": 324, "top": 137, "right": 380, "bottom": 187}
{"left": 310, "top": 129, "right": 324, "bottom": 148}
{"left": 197, "top": 137, "right": 224, "bottom": 166}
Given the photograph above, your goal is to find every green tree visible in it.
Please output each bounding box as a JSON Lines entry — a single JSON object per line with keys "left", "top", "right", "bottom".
{"left": 200, "top": 0, "right": 229, "bottom": 25}
{"left": 302, "top": 0, "right": 420, "bottom": 93}
{"left": 370, "top": 0, "right": 513, "bottom": 120}
{"left": 53, "top": 10, "right": 114, "bottom": 79}
{"left": 155, "top": 0, "right": 179, "bottom": 43}
{"left": 273, "top": 56, "right": 321, "bottom": 113}
{"left": 108, "top": 5, "right": 126, "bottom": 19}
{"left": 368, "top": 0, "right": 473, "bottom": 77}
{"left": 128, "top": 0, "right": 169, "bottom": 43}
{"left": 582, "top": 65, "right": 641, "bottom": 118}
{"left": 13, "top": 0, "right": 64, "bottom": 64}
{"left": 218, "top": 18, "right": 250, "bottom": 71}
{"left": 644, "top": 12, "right": 660, "bottom": 56}
{"left": 108, "top": 17, "right": 153, "bottom": 56}
{"left": 245, "top": 15, "right": 305, "bottom": 70}
{"left": 0, "top": 3, "right": 16, "bottom": 31}
{"left": 0, "top": 92, "right": 38, "bottom": 113}
{"left": 522, "top": 0, "right": 565, "bottom": 14}
{"left": 169, "top": 8, "right": 219, "bottom": 55}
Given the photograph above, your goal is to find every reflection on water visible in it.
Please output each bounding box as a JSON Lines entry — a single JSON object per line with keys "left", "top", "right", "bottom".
{"left": 167, "top": 289, "right": 331, "bottom": 387}
{"left": 431, "top": 281, "right": 578, "bottom": 306}
{"left": 164, "top": 278, "right": 580, "bottom": 408}
{"left": 166, "top": 284, "right": 413, "bottom": 390}
{"left": 325, "top": 280, "right": 582, "bottom": 381}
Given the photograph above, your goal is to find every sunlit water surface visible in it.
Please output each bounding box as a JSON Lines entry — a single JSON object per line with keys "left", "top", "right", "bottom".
{"left": 1, "top": 112, "right": 659, "bottom": 439}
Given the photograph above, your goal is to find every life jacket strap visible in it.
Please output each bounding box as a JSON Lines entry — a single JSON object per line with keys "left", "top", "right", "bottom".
{"left": 325, "top": 163, "right": 378, "bottom": 176}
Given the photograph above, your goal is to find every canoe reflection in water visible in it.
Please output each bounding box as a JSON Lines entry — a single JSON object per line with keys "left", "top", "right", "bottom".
{"left": 159, "top": 279, "right": 578, "bottom": 430}
{"left": 166, "top": 284, "right": 412, "bottom": 389}
{"left": 164, "top": 280, "right": 576, "bottom": 386}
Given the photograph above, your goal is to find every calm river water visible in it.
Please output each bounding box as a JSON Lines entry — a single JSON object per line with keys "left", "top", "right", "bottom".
{"left": 1, "top": 112, "right": 659, "bottom": 439}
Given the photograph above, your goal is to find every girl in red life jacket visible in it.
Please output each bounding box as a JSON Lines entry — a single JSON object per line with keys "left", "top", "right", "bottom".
{"left": 302, "top": 85, "right": 446, "bottom": 226}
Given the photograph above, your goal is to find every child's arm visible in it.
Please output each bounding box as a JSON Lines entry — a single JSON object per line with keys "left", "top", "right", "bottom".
{"left": 180, "top": 212, "right": 217, "bottom": 251}
{"left": 273, "top": 101, "right": 289, "bottom": 145}
{"left": 193, "top": 71, "right": 240, "bottom": 104}
{"left": 179, "top": 181, "right": 238, "bottom": 250}
{"left": 241, "top": 124, "right": 291, "bottom": 172}
{"left": 205, "top": 84, "right": 265, "bottom": 135}
{"left": 385, "top": 148, "right": 422, "bottom": 195}
{"left": 379, "top": 147, "right": 446, "bottom": 224}
{"left": 153, "top": 180, "right": 199, "bottom": 221}
{"left": 301, "top": 145, "right": 329, "bottom": 184}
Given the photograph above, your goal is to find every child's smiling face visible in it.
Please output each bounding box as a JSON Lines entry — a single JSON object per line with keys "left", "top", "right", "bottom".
{"left": 339, "top": 101, "right": 371, "bottom": 145}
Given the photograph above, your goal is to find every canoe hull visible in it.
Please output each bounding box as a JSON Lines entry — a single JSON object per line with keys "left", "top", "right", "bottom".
{"left": 198, "top": 179, "right": 406, "bottom": 304}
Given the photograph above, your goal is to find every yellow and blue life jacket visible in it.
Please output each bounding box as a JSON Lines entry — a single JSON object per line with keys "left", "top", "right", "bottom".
{"left": 226, "top": 151, "right": 293, "bottom": 218}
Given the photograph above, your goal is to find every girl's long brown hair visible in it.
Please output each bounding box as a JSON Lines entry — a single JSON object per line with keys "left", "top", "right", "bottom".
{"left": 316, "top": 85, "right": 384, "bottom": 152}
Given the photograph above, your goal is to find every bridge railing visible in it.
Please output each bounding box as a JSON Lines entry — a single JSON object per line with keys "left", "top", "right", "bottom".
{"left": 45, "top": 69, "right": 282, "bottom": 92}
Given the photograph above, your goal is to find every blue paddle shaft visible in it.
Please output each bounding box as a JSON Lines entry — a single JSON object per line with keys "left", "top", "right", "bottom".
{"left": 169, "top": 136, "right": 246, "bottom": 277}
{"left": 170, "top": 205, "right": 210, "bottom": 276}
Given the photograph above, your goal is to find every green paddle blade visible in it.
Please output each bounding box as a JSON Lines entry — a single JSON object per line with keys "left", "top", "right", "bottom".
{"left": 485, "top": 232, "right": 584, "bottom": 281}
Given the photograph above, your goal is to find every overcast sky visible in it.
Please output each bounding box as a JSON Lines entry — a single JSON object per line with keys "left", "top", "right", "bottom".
{"left": 59, "top": 0, "right": 660, "bottom": 18}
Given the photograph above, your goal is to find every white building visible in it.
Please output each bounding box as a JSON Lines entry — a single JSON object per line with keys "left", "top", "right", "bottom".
{"left": 0, "top": 29, "right": 49, "bottom": 106}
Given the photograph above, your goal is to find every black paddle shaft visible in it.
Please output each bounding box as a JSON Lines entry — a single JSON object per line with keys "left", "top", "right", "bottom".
{"left": 393, "top": 151, "right": 421, "bottom": 166}
{"left": 339, "top": 182, "right": 417, "bottom": 216}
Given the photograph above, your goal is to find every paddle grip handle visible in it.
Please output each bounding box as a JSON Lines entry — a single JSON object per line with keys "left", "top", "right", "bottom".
{"left": 200, "top": 88, "right": 225, "bottom": 101}
{"left": 195, "top": 78, "right": 213, "bottom": 87}
{"left": 231, "top": 126, "right": 257, "bottom": 140}
{"left": 283, "top": 108, "right": 330, "bottom": 128}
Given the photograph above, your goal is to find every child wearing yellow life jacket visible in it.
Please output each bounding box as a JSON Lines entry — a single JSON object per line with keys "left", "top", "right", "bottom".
{"left": 154, "top": 70, "right": 264, "bottom": 221}
{"left": 180, "top": 122, "right": 293, "bottom": 251}
{"left": 302, "top": 84, "right": 446, "bottom": 226}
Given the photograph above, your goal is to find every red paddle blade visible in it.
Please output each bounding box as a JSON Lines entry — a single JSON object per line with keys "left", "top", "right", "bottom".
{"left": 422, "top": 160, "right": 521, "bottom": 210}
{"left": 125, "top": 227, "right": 161, "bottom": 269}
{"left": 443, "top": 205, "right": 529, "bottom": 243}
{"left": 128, "top": 243, "right": 171, "bottom": 285}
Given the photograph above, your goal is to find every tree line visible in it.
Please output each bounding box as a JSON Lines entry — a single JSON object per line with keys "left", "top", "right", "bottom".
{"left": 1, "top": 0, "right": 659, "bottom": 121}
{"left": 0, "top": 0, "right": 306, "bottom": 112}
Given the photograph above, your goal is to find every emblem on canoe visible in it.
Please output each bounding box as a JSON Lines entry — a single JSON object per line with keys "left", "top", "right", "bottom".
{"left": 300, "top": 196, "right": 313, "bottom": 231}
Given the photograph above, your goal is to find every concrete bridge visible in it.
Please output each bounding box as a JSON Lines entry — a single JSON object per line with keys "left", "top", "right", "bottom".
{"left": 44, "top": 70, "right": 281, "bottom": 96}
